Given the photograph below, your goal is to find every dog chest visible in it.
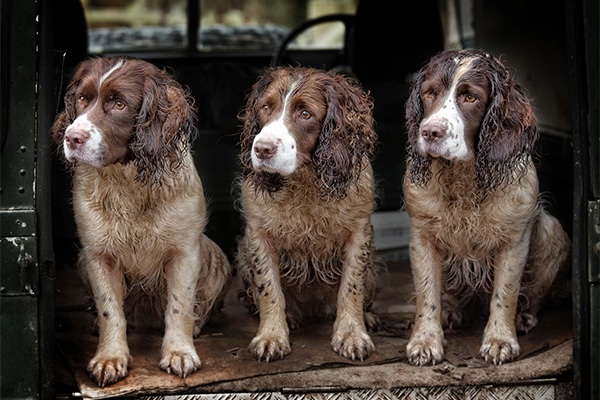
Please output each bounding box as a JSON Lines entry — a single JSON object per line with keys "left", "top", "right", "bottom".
{"left": 71, "top": 163, "right": 205, "bottom": 259}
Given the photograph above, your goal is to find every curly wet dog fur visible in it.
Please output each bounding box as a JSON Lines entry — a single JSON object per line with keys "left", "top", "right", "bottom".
{"left": 236, "top": 66, "right": 382, "bottom": 362}
{"left": 403, "top": 49, "right": 571, "bottom": 366}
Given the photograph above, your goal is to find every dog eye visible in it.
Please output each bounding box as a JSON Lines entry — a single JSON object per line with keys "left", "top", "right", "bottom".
{"left": 422, "top": 89, "right": 436, "bottom": 100}
{"left": 113, "top": 100, "right": 126, "bottom": 110}
{"left": 464, "top": 94, "right": 477, "bottom": 103}
{"left": 260, "top": 104, "right": 269, "bottom": 114}
{"left": 77, "top": 95, "right": 88, "bottom": 105}
{"left": 300, "top": 110, "right": 311, "bottom": 119}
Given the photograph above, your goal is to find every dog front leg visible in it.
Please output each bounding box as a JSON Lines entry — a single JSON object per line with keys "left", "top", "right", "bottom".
{"left": 84, "top": 254, "right": 130, "bottom": 387}
{"left": 406, "top": 234, "right": 445, "bottom": 366}
{"left": 246, "top": 235, "right": 291, "bottom": 362}
{"left": 160, "top": 249, "right": 202, "bottom": 377}
{"left": 331, "top": 223, "right": 375, "bottom": 361}
{"left": 480, "top": 235, "right": 530, "bottom": 365}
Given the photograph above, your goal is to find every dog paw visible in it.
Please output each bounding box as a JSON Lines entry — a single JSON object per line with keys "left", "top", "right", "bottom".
{"left": 286, "top": 312, "right": 302, "bottom": 331}
{"left": 159, "top": 349, "right": 202, "bottom": 378}
{"left": 515, "top": 312, "right": 538, "bottom": 334}
{"left": 364, "top": 311, "right": 382, "bottom": 332}
{"left": 249, "top": 334, "right": 291, "bottom": 362}
{"left": 406, "top": 331, "right": 444, "bottom": 366}
{"left": 440, "top": 308, "right": 462, "bottom": 330}
{"left": 87, "top": 353, "right": 131, "bottom": 387}
{"left": 331, "top": 328, "right": 375, "bottom": 361}
{"left": 480, "top": 337, "right": 520, "bottom": 365}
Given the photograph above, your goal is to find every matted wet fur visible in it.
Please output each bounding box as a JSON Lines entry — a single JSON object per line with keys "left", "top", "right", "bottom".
{"left": 51, "top": 56, "right": 231, "bottom": 387}
{"left": 236, "top": 66, "right": 383, "bottom": 362}
{"left": 403, "top": 49, "right": 571, "bottom": 366}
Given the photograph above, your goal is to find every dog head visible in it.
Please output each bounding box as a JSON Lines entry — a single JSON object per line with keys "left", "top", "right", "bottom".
{"left": 51, "top": 56, "right": 197, "bottom": 185}
{"left": 405, "top": 49, "right": 538, "bottom": 189}
{"left": 239, "top": 66, "right": 376, "bottom": 199}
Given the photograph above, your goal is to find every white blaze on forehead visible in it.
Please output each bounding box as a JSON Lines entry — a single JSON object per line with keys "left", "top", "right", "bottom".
{"left": 250, "top": 80, "right": 300, "bottom": 175}
{"left": 87, "top": 59, "right": 124, "bottom": 110}
{"left": 283, "top": 79, "right": 299, "bottom": 108}
{"left": 451, "top": 56, "right": 476, "bottom": 85}
{"left": 419, "top": 57, "right": 476, "bottom": 160}
{"left": 98, "top": 59, "right": 124, "bottom": 90}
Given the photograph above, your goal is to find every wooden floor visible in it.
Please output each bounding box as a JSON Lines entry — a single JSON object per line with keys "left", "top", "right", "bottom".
{"left": 54, "top": 259, "right": 573, "bottom": 399}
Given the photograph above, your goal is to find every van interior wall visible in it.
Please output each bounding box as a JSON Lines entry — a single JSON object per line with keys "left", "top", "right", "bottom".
{"left": 473, "top": 0, "right": 573, "bottom": 234}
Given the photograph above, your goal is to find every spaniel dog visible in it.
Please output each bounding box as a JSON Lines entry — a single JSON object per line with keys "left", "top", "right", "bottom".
{"left": 403, "top": 49, "right": 570, "bottom": 366}
{"left": 236, "top": 66, "right": 381, "bottom": 362}
{"left": 51, "top": 56, "right": 231, "bottom": 386}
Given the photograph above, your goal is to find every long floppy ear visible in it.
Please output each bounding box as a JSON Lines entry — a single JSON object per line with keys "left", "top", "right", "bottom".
{"left": 313, "top": 72, "right": 376, "bottom": 199}
{"left": 404, "top": 66, "right": 432, "bottom": 186}
{"left": 50, "top": 82, "right": 77, "bottom": 146}
{"left": 130, "top": 69, "right": 197, "bottom": 185}
{"left": 476, "top": 64, "right": 538, "bottom": 190}
{"left": 238, "top": 68, "right": 284, "bottom": 192}
{"left": 50, "top": 58, "right": 100, "bottom": 164}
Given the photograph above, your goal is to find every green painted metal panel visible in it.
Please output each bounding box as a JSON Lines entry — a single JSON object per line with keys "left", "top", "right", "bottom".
{"left": 0, "top": 210, "right": 37, "bottom": 238}
{"left": 0, "top": 5, "right": 37, "bottom": 211}
{"left": 583, "top": 0, "right": 600, "bottom": 397}
{"left": 0, "top": 0, "right": 42, "bottom": 399}
{"left": 0, "top": 296, "right": 40, "bottom": 399}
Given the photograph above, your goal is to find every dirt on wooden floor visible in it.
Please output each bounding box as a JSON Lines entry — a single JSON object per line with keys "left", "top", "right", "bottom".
{"left": 54, "top": 260, "right": 573, "bottom": 399}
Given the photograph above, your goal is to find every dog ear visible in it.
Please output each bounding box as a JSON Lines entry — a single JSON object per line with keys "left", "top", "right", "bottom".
{"left": 313, "top": 72, "right": 376, "bottom": 199}
{"left": 131, "top": 70, "right": 197, "bottom": 185}
{"left": 404, "top": 67, "right": 433, "bottom": 187}
{"left": 239, "top": 72, "right": 271, "bottom": 165}
{"left": 405, "top": 69, "right": 425, "bottom": 143}
{"left": 50, "top": 59, "right": 91, "bottom": 162}
{"left": 239, "top": 68, "right": 284, "bottom": 193}
{"left": 476, "top": 68, "right": 538, "bottom": 190}
{"left": 50, "top": 83, "right": 77, "bottom": 144}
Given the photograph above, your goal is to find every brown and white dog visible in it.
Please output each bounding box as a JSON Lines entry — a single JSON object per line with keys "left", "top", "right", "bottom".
{"left": 403, "top": 49, "right": 570, "bottom": 366}
{"left": 236, "top": 66, "right": 381, "bottom": 362}
{"left": 51, "top": 56, "right": 231, "bottom": 386}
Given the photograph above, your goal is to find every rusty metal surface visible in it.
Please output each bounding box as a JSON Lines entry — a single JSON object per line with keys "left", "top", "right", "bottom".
{"left": 139, "top": 383, "right": 575, "bottom": 400}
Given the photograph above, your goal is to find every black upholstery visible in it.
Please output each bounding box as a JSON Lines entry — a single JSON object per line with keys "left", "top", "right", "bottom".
{"left": 351, "top": 0, "right": 444, "bottom": 210}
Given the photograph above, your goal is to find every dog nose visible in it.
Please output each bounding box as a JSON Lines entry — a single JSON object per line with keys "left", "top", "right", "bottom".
{"left": 253, "top": 139, "right": 277, "bottom": 160}
{"left": 421, "top": 121, "right": 446, "bottom": 142}
{"left": 64, "top": 129, "right": 90, "bottom": 150}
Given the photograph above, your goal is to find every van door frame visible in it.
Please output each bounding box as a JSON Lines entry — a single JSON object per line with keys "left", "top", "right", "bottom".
{"left": 0, "top": 0, "right": 598, "bottom": 399}
{"left": 0, "top": 0, "right": 57, "bottom": 398}
{"left": 566, "top": 0, "right": 599, "bottom": 398}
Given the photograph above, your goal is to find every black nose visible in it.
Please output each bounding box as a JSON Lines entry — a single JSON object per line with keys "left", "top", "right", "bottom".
{"left": 420, "top": 121, "right": 446, "bottom": 142}
{"left": 64, "top": 129, "right": 90, "bottom": 150}
{"left": 253, "top": 139, "right": 277, "bottom": 160}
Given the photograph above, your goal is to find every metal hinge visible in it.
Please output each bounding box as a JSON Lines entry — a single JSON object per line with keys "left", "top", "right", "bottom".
{"left": 16, "top": 237, "right": 34, "bottom": 294}
{"left": 589, "top": 200, "right": 600, "bottom": 284}
{"left": 1, "top": 236, "right": 37, "bottom": 295}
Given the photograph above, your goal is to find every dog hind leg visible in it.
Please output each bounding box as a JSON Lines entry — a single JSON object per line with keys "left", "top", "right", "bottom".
{"left": 517, "top": 211, "right": 571, "bottom": 333}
